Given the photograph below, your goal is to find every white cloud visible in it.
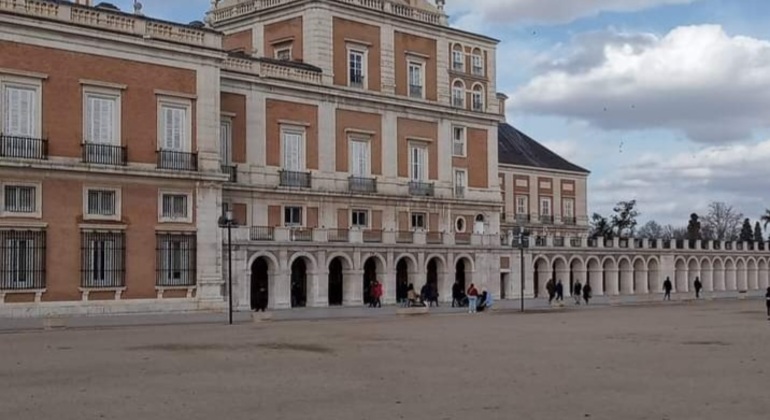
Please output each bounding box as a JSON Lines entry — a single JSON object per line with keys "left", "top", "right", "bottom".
{"left": 447, "top": 0, "right": 696, "bottom": 27}
{"left": 590, "top": 139, "right": 770, "bottom": 224}
{"left": 510, "top": 25, "right": 770, "bottom": 144}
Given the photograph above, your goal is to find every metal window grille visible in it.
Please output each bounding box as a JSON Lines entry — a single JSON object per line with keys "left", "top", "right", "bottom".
{"left": 162, "top": 194, "right": 188, "bottom": 219}
{"left": 4, "top": 185, "right": 36, "bottom": 213}
{"left": 0, "top": 230, "right": 46, "bottom": 290}
{"left": 87, "top": 190, "right": 116, "bottom": 216}
{"left": 80, "top": 231, "right": 125, "bottom": 288}
{"left": 156, "top": 233, "right": 196, "bottom": 287}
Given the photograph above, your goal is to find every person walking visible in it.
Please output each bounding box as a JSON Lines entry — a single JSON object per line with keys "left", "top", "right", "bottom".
{"left": 765, "top": 287, "right": 770, "bottom": 319}
{"left": 694, "top": 277, "right": 702, "bottom": 299}
{"left": 452, "top": 281, "right": 465, "bottom": 307}
{"left": 372, "top": 280, "right": 383, "bottom": 308}
{"left": 467, "top": 283, "right": 479, "bottom": 314}
{"left": 573, "top": 281, "right": 583, "bottom": 305}
{"left": 555, "top": 280, "right": 564, "bottom": 302}
{"left": 546, "top": 279, "right": 556, "bottom": 304}
{"left": 428, "top": 282, "right": 439, "bottom": 307}
{"left": 582, "top": 282, "right": 592, "bottom": 305}
{"left": 663, "top": 277, "right": 673, "bottom": 301}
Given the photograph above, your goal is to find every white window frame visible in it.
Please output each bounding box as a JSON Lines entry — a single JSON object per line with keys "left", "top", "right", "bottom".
{"left": 0, "top": 181, "right": 42, "bottom": 219}
{"left": 516, "top": 195, "right": 529, "bottom": 215}
{"left": 4, "top": 234, "right": 37, "bottom": 287}
{"left": 471, "top": 84, "right": 485, "bottom": 112}
{"left": 454, "top": 168, "right": 467, "bottom": 197}
{"left": 283, "top": 205, "right": 304, "bottom": 227}
{"left": 455, "top": 216, "right": 466, "bottom": 233}
{"left": 83, "top": 186, "right": 121, "bottom": 222}
{"left": 220, "top": 117, "right": 233, "bottom": 165}
{"left": 452, "top": 80, "right": 465, "bottom": 108}
{"left": 452, "top": 47, "right": 465, "bottom": 72}
{"left": 157, "top": 96, "right": 192, "bottom": 152}
{"left": 347, "top": 47, "right": 367, "bottom": 89}
{"left": 407, "top": 60, "right": 425, "bottom": 99}
{"left": 411, "top": 212, "right": 426, "bottom": 230}
{"left": 351, "top": 209, "right": 369, "bottom": 228}
{"left": 348, "top": 136, "right": 371, "bottom": 177}
{"left": 408, "top": 141, "right": 428, "bottom": 182}
{"left": 540, "top": 197, "right": 552, "bottom": 216}
{"left": 452, "top": 126, "right": 466, "bottom": 157}
{"left": 471, "top": 50, "right": 484, "bottom": 76}
{"left": 0, "top": 74, "right": 43, "bottom": 138}
{"left": 158, "top": 190, "right": 193, "bottom": 223}
{"left": 275, "top": 45, "right": 292, "bottom": 61}
{"left": 280, "top": 125, "right": 306, "bottom": 172}
{"left": 563, "top": 198, "right": 575, "bottom": 218}
{"left": 83, "top": 86, "right": 121, "bottom": 146}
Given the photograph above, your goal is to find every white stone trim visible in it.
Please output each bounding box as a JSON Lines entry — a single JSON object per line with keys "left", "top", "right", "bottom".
{"left": 158, "top": 189, "right": 194, "bottom": 224}
{"left": 0, "top": 180, "right": 43, "bottom": 219}
{"left": 0, "top": 75, "right": 43, "bottom": 138}
{"left": 79, "top": 79, "right": 127, "bottom": 90}
{"left": 82, "top": 185, "right": 122, "bottom": 222}
{"left": 82, "top": 85, "right": 122, "bottom": 146}
{"left": 0, "top": 68, "right": 48, "bottom": 80}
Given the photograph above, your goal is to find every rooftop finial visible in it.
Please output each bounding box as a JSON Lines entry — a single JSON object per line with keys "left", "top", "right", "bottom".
{"left": 133, "top": 0, "right": 143, "bottom": 15}
{"left": 436, "top": 0, "right": 445, "bottom": 11}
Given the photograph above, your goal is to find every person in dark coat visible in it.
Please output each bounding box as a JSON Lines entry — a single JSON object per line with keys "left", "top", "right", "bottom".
{"left": 428, "top": 283, "right": 439, "bottom": 307}
{"left": 546, "top": 279, "right": 556, "bottom": 304}
{"left": 452, "top": 281, "right": 466, "bottom": 307}
{"left": 573, "top": 281, "right": 583, "bottom": 305}
{"left": 420, "top": 283, "right": 430, "bottom": 306}
{"left": 255, "top": 285, "right": 268, "bottom": 312}
{"left": 693, "top": 277, "right": 702, "bottom": 299}
{"left": 663, "top": 277, "right": 673, "bottom": 301}
{"left": 555, "top": 280, "right": 564, "bottom": 302}
{"left": 765, "top": 287, "right": 770, "bottom": 319}
{"left": 582, "top": 283, "right": 592, "bottom": 305}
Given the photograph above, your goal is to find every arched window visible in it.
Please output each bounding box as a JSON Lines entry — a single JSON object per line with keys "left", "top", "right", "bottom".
{"left": 452, "top": 80, "right": 465, "bottom": 108}
{"left": 452, "top": 43, "right": 465, "bottom": 72}
{"left": 471, "top": 48, "right": 484, "bottom": 76}
{"left": 471, "top": 84, "right": 484, "bottom": 112}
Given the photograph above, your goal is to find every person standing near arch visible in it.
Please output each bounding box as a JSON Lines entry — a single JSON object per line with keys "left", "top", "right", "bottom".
{"left": 765, "top": 287, "right": 770, "bottom": 319}
{"left": 663, "top": 277, "right": 673, "bottom": 301}
{"left": 693, "top": 276, "right": 702, "bottom": 299}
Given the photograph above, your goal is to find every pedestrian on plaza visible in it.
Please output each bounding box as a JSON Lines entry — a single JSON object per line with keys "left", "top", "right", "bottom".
{"left": 573, "top": 281, "right": 583, "bottom": 305}
{"left": 406, "top": 283, "right": 423, "bottom": 307}
{"left": 372, "top": 280, "right": 383, "bottom": 308}
{"left": 546, "top": 279, "right": 556, "bottom": 304}
{"left": 582, "top": 282, "right": 592, "bottom": 305}
{"left": 555, "top": 280, "right": 564, "bottom": 302}
{"left": 420, "top": 283, "right": 430, "bottom": 306}
{"left": 255, "top": 285, "right": 268, "bottom": 312}
{"left": 694, "top": 277, "right": 702, "bottom": 299}
{"left": 428, "top": 282, "right": 439, "bottom": 307}
{"left": 663, "top": 277, "right": 673, "bottom": 301}
{"left": 467, "top": 283, "right": 479, "bottom": 314}
{"left": 367, "top": 280, "right": 376, "bottom": 307}
{"left": 765, "top": 287, "right": 770, "bottom": 319}
{"left": 452, "top": 281, "right": 466, "bottom": 307}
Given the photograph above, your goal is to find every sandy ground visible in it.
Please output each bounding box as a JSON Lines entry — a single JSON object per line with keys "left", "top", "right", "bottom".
{"left": 1, "top": 300, "right": 768, "bottom": 420}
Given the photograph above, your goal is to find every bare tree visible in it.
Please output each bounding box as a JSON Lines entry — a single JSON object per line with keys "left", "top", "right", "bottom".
{"left": 636, "top": 220, "right": 663, "bottom": 239}
{"left": 702, "top": 202, "right": 743, "bottom": 241}
{"left": 661, "top": 224, "right": 687, "bottom": 240}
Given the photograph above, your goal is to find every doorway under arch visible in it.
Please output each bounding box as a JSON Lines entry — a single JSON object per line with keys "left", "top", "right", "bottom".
{"left": 250, "top": 257, "right": 270, "bottom": 311}
{"left": 291, "top": 258, "right": 309, "bottom": 308}
{"left": 328, "top": 257, "right": 344, "bottom": 306}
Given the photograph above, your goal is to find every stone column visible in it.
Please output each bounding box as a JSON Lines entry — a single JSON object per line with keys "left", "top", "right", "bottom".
{"left": 606, "top": 268, "right": 619, "bottom": 296}
{"left": 343, "top": 269, "right": 364, "bottom": 306}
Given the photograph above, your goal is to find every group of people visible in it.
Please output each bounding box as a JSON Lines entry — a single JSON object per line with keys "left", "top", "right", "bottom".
{"left": 545, "top": 279, "right": 593, "bottom": 305}
{"left": 367, "top": 280, "right": 383, "bottom": 308}
{"left": 402, "top": 282, "right": 440, "bottom": 307}
{"left": 662, "top": 276, "right": 706, "bottom": 301}
{"left": 450, "top": 281, "right": 493, "bottom": 313}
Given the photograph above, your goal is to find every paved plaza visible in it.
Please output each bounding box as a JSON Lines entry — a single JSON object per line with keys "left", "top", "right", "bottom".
{"left": 1, "top": 300, "right": 768, "bottom": 420}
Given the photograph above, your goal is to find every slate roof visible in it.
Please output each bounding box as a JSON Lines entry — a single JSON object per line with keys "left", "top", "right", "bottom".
{"left": 498, "top": 122, "right": 590, "bottom": 174}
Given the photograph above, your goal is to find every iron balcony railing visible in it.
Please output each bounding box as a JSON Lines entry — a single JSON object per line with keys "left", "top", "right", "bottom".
{"left": 452, "top": 96, "right": 464, "bottom": 108}
{"left": 535, "top": 236, "right": 546, "bottom": 247}
{"left": 472, "top": 99, "right": 484, "bottom": 112}
{"left": 349, "top": 176, "right": 377, "bottom": 193}
{"left": 363, "top": 229, "right": 383, "bottom": 243}
{"left": 396, "top": 231, "right": 414, "bottom": 244}
{"left": 472, "top": 66, "right": 484, "bottom": 76}
{"left": 515, "top": 214, "right": 531, "bottom": 224}
{"left": 455, "top": 232, "right": 472, "bottom": 245}
{"left": 563, "top": 217, "right": 577, "bottom": 225}
{"left": 454, "top": 186, "right": 465, "bottom": 198}
{"left": 82, "top": 143, "right": 127, "bottom": 166}
{"left": 328, "top": 229, "right": 349, "bottom": 243}
{"left": 222, "top": 164, "right": 237, "bottom": 183}
{"left": 250, "top": 226, "right": 274, "bottom": 241}
{"left": 408, "top": 181, "right": 434, "bottom": 197}
{"left": 409, "top": 84, "right": 423, "bottom": 98}
{"left": 280, "top": 170, "right": 312, "bottom": 188}
{"left": 426, "top": 232, "right": 443, "bottom": 245}
{"left": 0, "top": 135, "right": 47, "bottom": 160}
{"left": 157, "top": 150, "right": 198, "bottom": 171}
{"left": 553, "top": 237, "right": 565, "bottom": 247}
{"left": 570, "top": 237, "right": 582, "bottom": 247}
{"left": 350, "top": 75, "right": 365, "bottom": 88}
{"left": 289, "top": 228, "right": 313, "bottom": 242}
{"left": 540, "top": 215, "right": 554, "bottom": 224}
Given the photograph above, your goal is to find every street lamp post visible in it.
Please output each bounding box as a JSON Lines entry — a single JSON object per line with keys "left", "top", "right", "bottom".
{"left": 218, "top": 210, "right": 238, "bottom": 325}
{"left": 514, "top": 228, "right": 530, "bottom": 313}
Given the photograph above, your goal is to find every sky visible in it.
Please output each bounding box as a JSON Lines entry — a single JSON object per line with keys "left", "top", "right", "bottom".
{"left": 112, "top": 0, "right": 770, "bottom": 226}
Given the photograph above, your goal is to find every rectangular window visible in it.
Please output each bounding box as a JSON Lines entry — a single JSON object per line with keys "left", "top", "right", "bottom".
{"left": 284, "top": 206, "right": 303, "bottom": 226}
{"left": 160, "top": 103, "right": 188, "bottom": 151}
{"left": 275, "top": 47, "right": 292, "bottom": 61}
{"left": 3, "top": 185, "right": 36, "bottom": 214}
{"left": 408, "top": 61, "right": 424, "bottom": 98}
{"left": 452, "top": 50, "right": 464, "bottom": 71}
{"left": 161, "top": 193, "right": 189, "bottom": 221}
{"left": 409, "top": 143, "right": 427, "bottom": 181}
{"left": 472, "top": 54, "right": 484, "bottom": 75}
{"left": 156, "top": 233, "right": 196, "bottom": 287}
{"left": 349, "top": 138, "right": 370, "bottom": 176}
{"left": 348, "top": 49, "right": 365, "bottom": 88}
{"left": 220, "top": 119, "right": 232, "bottom": 165}
{"left": 516, "top": 195, "right": 529, "bottom": 215}
{"left": 540, "top": 197, "right": 552, "bottom": 216}
{"left": 452, "top": 126, "right": 466, "bottom": 156}
{"left": 85, "top": 93, "right": 119, "bottom": 145}
{"left": 563, "top": 198, "right": 575, "bottom": 218}
{"left": 81, "top": 231, "right": 125, "bottom": 288}
{"left": 351, "top": 209, "right": 368, "bottom": 228}
{"left": 2, "top": 83, "right": 38, "bottom": 137}
{"left": 86, "top": 189, "right": 117, "bottom": 217}
{"left": 454, "top": 169, "right": 467, "bottom": 197}
{"left": 0, "top": 230, "right": 45, "bottom": 290}
{"left": 472, "top": 89, "right": 484, "bottom": 111}
{"left": 281, "top": 129, "right": 304, "bottom": 171}
{"left": 411, "top": 212, "right": 426, "bottom": 229}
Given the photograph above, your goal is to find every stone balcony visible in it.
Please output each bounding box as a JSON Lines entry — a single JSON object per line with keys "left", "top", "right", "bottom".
{"left": 0, "top": 0, "right": 221, "bottom": 49}
{"left": 223, "top": 54, "right": 323, "bottom": 85}
{"left": 208, "top": 0, "right": 447, "bottom": 26}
